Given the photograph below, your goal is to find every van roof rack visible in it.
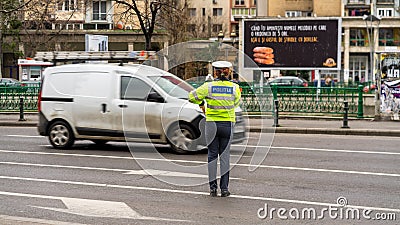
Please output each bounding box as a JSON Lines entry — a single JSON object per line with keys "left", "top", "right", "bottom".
{"left": 34, "top": 51, "right": 156, "bottom": 65}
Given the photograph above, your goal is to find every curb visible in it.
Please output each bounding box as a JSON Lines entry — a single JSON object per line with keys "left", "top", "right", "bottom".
{"left": 248, "top": 127, "right": 400, "bottom": 137}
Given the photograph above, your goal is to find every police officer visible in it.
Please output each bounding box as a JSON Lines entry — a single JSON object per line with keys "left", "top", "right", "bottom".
{"left": 188, "top": 61, "right": 241, "bottom": 197}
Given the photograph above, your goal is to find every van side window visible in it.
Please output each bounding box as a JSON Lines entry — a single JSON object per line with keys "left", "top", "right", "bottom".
{"left": 121, "top": 76, "right": 152, "bottom": 100}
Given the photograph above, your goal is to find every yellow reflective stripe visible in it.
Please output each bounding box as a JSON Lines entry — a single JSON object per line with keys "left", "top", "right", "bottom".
{"left": 207, "top": 82, "right": 213, "bottom": 98}
{"left": 190, "top": 90, "right": 200, "bottom": 101}
{"left": 207, "top": 105, "right": 235, "bottom": 109}
{"left": 208, "top": 96, "right": 235, "bottom": 101}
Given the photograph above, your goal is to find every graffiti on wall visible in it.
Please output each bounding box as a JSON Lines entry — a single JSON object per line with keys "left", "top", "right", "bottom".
{"left": 381, "top": 80, "right": 400, "bottom": 120}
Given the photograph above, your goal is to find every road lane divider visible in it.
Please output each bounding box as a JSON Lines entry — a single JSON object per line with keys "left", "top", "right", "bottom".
{"left": 0, "top": 161, "right": 242, "bottom": 180}
{"left": 6, "top": 135, "right": 44, "bottom": 138}
{"left": 0, "top": 156, "right": 399, "bottom": 178}
{"left": 233, "top": 145, "right": 400, "bottom": 155}
{"left": 0, "top": 178, "right": 399, "bottom": 214}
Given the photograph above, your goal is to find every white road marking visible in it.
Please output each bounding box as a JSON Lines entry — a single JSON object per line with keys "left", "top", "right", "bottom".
{"left": 0, "top": 179, "right": 399, "bottom": 213}
{"left": 237, "top": 164, "right": 400, "bottom": 177}
{"left": 0, "top": 191, "right": 189, "bottom": 222}
{"left": 233, "top": 144, "right": 400, "bottom": 155}
{"left": 0, "top": 161, "right": 242, "bottom": 180}
{"left": 6, "top": 135, "right": 44, "bottom": 138}
{"left": 0, "top": 150, "right": 399, "bottom": 177}
{"left": 124, "top": 169, "right": 208, "bottom": 178}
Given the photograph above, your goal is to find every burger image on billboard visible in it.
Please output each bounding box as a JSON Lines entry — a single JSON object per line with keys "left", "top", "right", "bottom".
{"left": 253, "top": 47, "right": 275, "bottom": 65}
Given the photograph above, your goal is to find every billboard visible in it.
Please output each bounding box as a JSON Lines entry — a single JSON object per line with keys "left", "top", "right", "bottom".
{"left": 243, "top": 18, "right": 341, "bottom": 70}
{"left": 85, "top": 34, "right": 108, "bottom": 52}
{"left": 381, "top": 80, "right": 400, "bottom": 119}
{"left": 380, "top": 53, "right": 400, "bottom": 79}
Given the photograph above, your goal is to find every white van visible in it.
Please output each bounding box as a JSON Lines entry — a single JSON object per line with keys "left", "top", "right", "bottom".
{"left": 38, "top": 64, "right": 246, "bottom": 153}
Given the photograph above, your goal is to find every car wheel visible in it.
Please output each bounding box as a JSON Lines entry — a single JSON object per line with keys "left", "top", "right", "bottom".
{"left": 167, "top": 123, "right": 197, "bottom": 154}
{"left": 48, "top": 121, "right": 75, "bottom": 149}
{"left": 92, "top": 140, "right": 108, "bottom": 145}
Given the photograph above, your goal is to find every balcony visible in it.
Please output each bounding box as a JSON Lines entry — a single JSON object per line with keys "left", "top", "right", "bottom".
{"left": 377, "top": 0, "right": 394, "bottom": 4}
{"left": 379, "top": 38, "right": 400, "bottom": 46}
{"left": 350, "top": 38, "right": 368, "bottom": 47}
{"left": 347, "top": 0, "right": 365, "bottom": 4}
{"left": 231, "top": 8, "right": 256, "bottom": 18}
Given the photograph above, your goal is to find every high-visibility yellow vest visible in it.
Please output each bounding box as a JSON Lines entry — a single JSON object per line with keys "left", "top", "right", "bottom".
{"left": 189, "top": 80, "right": 241, "bottom": 122}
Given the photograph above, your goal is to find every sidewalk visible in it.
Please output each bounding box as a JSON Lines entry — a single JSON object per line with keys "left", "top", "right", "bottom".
{"left": 1, "top": 113, "right": 400, "bottom": 137}
{"left": 0, "top": 113, "right": 38, "bottom": 127}
{"left": 246, "top": 116, "right": 400, "bottom": 137}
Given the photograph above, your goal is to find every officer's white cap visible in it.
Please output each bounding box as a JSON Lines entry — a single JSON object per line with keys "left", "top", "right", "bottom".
{"left": 212, "top": 61, "right": 232, "bottom": 68}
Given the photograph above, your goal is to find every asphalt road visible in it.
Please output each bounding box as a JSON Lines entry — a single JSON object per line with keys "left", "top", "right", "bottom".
{"left": 0, "top": 127, "right": 399, "bottom": 224}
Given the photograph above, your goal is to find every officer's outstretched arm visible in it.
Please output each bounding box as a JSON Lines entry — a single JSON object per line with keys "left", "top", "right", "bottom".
{"left": 188, "top": 83, "right": 209, "bottom": 105}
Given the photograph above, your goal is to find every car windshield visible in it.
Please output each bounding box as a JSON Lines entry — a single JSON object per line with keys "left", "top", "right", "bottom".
{"left": 149, "top": 75, "right": 194, "bottom": 99}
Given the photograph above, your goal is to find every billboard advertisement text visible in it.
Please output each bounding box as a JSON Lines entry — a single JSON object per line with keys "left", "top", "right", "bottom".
{"left": 243, "top": 18, "right": 341, "bottom": 70}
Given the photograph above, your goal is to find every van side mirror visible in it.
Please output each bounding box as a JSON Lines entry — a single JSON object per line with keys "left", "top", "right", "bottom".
{"left": 147, "top": 92, "right": 164, "bottom": 103}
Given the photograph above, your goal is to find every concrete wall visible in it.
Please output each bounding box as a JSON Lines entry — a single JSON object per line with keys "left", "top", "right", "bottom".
{"left": 363, "top": 94, "right": 375, "bottom": 117}
{"left": 313, "top": 0, "right": 341, "bottom": 17}
{"left": 267, "top": 0, "right": 313, "bottom": 17}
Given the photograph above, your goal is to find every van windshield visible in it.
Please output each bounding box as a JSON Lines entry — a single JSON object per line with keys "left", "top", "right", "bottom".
{"left": 149, "top": 76, "right": 194, "bottom": 99}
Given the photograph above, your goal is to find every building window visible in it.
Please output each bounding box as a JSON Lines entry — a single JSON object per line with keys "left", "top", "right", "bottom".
{"left": 379, "top": 29, "right": 396, "bottom": 46}
{"left": 235, "top": 0, "right": 245, "bottom": 6}
{"left": 347, "top": 8, "right": 370, "bottom": 16}
{"left": 58, "top": 0, "right": 78, "bottom": 11}
{"left": 201, "top": 24, "right": 206, "bottom": 32}
{"left": 187, "top": 24, "right": 196, "bottom": 32}
{"left": 188, "top": 8, "right": 196, "bottom": 17}
{"left": 212, "top": 24, "right": 222, "bottom": 33}
{"left": 377, "top": 8, "right": 393, "bottom": 17}
{"left": 349, "top": 56, "right": 368, "bottom": 83}
{"left": 350, "top": 29, "right": 367, "bottom": 46}
{"left": 213, "top": 8, "right": 223, "bottom": 16}
{"left": 348, "top": 0, "right": 365, "bottom": 3}
{"left": 377, "top": 0, "right": 394, "bottom": 3}
{"left": 285, "top": 11, "right": 301, "bottom": 17}
{"left": 202, "top": 8, "right": 206, "bottom": 16}
{"left": 93, "top": 1, "right": 107, "bottom": 21}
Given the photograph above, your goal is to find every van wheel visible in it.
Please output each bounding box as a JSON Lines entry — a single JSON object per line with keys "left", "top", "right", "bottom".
{"left": 92, "top": 140, "right": 108, "bottom": 145}
{"left": 48, "top": 121, "right": 75, "bottom": 149}
{"left": 168, "top": 124, "right": 196, "bottom": 154}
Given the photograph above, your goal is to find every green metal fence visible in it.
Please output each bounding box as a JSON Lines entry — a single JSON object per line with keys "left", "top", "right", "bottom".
{"left": 240, "top": 85, "right": 363, "bottom": 117}
{"left": 0, "top": 86, "right": 40, "bottom": 112}
{"left": 0, "top": 84, "right": 364, "bottom": 118}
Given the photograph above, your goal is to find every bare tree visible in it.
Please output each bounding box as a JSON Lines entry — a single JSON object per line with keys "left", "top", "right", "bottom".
{"left": 114, "top": 0, "right": 163, "bottom": 50}
{"left": 156, "top": 0, "right": 190, "bottom": 45}
{"left": 21, "top": 0, "right": 88, "bottom": 57}
{"left": 0, "top": 0, "right": 32, "bottom": 77}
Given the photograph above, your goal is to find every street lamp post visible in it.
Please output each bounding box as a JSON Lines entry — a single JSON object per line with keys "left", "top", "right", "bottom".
{"left": 217, "top": 30, "right": 224, "bottom": 47}
{"left": 230, "top": 30, "right": 238, "bottom": 72}
{"left": 363, "top": 14, "right": 381, "bottom": 119}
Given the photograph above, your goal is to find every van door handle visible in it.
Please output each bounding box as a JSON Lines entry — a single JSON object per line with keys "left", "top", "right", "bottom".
{"left": 101, "top": 103, "right": 107, "bottom": 113}
{"left": 118, "top": 104, "right": 128, "bottom": 108}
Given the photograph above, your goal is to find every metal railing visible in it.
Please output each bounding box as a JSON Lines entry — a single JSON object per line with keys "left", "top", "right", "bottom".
{"left": 0, "top": 86, "right": 40, "bottom": 112}
{"left": 240, "top": 85, "right": 363, "bottom": 117}
{"left": 0, "top": 84, "right": 365, "bottom": 118}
